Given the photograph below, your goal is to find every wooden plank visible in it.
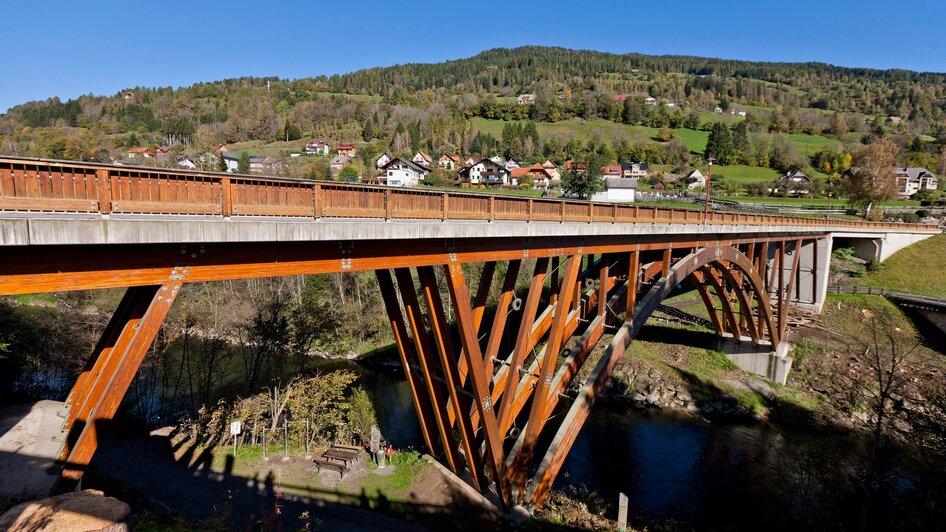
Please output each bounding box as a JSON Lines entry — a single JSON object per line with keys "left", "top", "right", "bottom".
{"left": 443, "top": 262, "right": 513, "bottom": 507}
{"left": 483, "top": 260, "right": 521, "bottom": 377}
{"left": 394, "top": 268, "right": 461, "bottom": 473}
{"left": 376, "top": 270, "right": 440, "bottom": 457}
{"left": 510, "top": 255, "right": 582, "bottom": 492}
{"left": 0, "top": 196, "right": 99, "bottom": 212}
{"left": 57, "top": 282, "right": 179, "bottom": 488}
{"left": 231, "top": 204, "right": 314, "bottom": 217}
{"left": 495, "top": 258, "right": 549, "bottom": 433}
{"left": 111, "top": 199, "right": 221, "bottom": 215}
{"left": 417, "top": 267, "right": 482, "bottom": 491}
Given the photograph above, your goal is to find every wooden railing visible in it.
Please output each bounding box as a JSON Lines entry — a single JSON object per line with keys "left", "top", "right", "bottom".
{"left": 0, "top": 157, "right": 939, "bottom": 231}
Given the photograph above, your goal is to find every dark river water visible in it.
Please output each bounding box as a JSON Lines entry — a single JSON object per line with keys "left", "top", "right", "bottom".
{"left": 344, "top": 360, "right": 927, "bottom": 530}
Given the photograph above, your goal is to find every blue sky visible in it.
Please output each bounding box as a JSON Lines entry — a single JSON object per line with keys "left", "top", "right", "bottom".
{"left": 2, "top": 0, "right": 944, "bottom": 112}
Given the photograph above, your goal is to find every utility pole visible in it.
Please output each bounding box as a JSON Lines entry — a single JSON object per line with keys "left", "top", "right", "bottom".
{"left": 703, "top": 156, "right": 715, "bottom": 225}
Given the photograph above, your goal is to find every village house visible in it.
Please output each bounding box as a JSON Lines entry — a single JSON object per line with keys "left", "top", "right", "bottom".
{"left": 457, "top": 158, "right": 508, "bottom": 187}
{"left": 126, "top": 147, "right": 154, "bottom": 159}
{"left": 411, "top": 151, "right": 432, "bottom": 166}
{"left": 221, "top": 153, "right": 284, "bottom": 174}
{"left": 602, "top": 164, "right": 623, "bottom": 177}
{"left": 886, "top": 116, "right": 903, "bottom": 126}
{"left": 336, "top": 144, "right": 357, "bottom": 157}
{"left": 613, "top": 94, "right": 631, "bottom": 102}
{"left": 489, "top": 155, "right": 505, "bottom": 166}
{"left": 510, "top": 164, "right": 556, "bottom": 189}
{"left": 517, "top": 93, "right": 536, "bottom": 105}
{"left": 684, "top": 169, "right": 705, "bottom": 190}
{"left": 380, "top": 157, "right": 430, "bottom": 187}
{"left": 771, "top": 170, "right": 813, "bottom": 194}
{"left": 330, "top": 155, "right": 351, "bottom": 175}
{"left": 541, "top": 159, "right": 562, "bottom": 183}
{"left": 122, "top": 92, "right": 135, "bottom": 100}
{"left": 621, "top": 162, "right": 649, "bottom": 179}
{"left": 895, "top": 167, "right": 939, "bottom": 196}
{"left": 214, "top": 144, "right": 229, "bottom": 153}
{"left": 644, "top": 97, "right": 658, "bottom": 106}
{"left": 437, "top": 154, "right": 460, "bottom": 170}
{"left": 375, "top": 152, "right": 393, "bottom": 170}
{"left": 305, "top": 141, "right": 330, "bottom": 156}
{"left": 176, "top": 156, "right": 197, "bottom": 170}
{"left": 463, "top": 157, "right": 478, "bottom": 167}
{"left": 591, "top": 177, "right": 637, "bottom": 203}
{"left": 505, "top": 158, "right": 520, "bottom": 172}
{"left": 714, "top": 106, "right": 723, "bottom": 114}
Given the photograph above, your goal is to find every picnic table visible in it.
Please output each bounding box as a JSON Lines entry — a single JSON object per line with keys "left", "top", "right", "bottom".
{"left": 321, "top": 448, "right": 358, "bottom": 465}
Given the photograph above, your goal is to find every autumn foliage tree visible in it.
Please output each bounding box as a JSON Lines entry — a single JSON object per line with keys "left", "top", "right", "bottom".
{"left": 843, "top": 138, "right": 899, "bottom": 217}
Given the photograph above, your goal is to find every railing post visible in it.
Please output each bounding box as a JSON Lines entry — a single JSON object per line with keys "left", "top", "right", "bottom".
{"left": 560, "top": 201, "right": 565, "bottom": 223}
{"left": 588, "top": 202, "right": 593, "bottom": 223}
{"left": 442, "top": 192, "right": 448, "bottom": 222}
{"left": 611, "top": 204, "right": 616, "bottom": 223}
{"left": 528, "top": 198, "right": 533, "bottom": 222}
{"left": 489, "top": 196, "right": 495, "bottom": 222}
{"left": 313, "top": 183, "right": 321, "bottom": 220}
{"left": 97, "top": 169, "right": 112, "bottom": 214}
{"left": 221, "top": 177, "right": 232, "bottom": 217}
{"left": 385, "top": 188, "right": 392, "bottom": 220}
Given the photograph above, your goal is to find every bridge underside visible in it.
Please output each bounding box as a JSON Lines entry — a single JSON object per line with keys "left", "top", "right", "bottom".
{"left": 0, "top": 231, "right": 826, "bottom": 507}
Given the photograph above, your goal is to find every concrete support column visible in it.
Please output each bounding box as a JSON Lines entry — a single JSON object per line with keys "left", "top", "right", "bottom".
{"left": 793, "top": 236, "right": 832, "bottom": 314}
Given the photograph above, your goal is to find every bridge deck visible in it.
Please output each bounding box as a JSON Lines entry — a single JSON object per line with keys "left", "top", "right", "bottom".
{"left": 0, "top": 157, "right": 938, "bottom": 247}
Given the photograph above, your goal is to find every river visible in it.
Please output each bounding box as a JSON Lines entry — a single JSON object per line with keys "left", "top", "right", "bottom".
{"left": 347, "top": 359, "right": 935, "bottom": 530}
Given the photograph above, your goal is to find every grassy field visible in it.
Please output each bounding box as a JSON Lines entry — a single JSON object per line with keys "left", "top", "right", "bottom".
{"left": 715, "top": 195, "right": 921, "bottom": 207}
{"left": 471, "top": 118, "right": 841, "bottom": 159}
{"left": 711, "top": 165, "right": 782, "bottom": 183}
{"left": 862, "top": 233, "right": 946, "bottom": 297}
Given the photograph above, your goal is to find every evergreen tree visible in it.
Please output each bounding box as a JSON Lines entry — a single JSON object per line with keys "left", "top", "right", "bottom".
{"left": 217, "top": 151, "right": 227, "bottom": 172}
{"left": 731, "top": 121, "right": 750, "bottom": 164}
{"left": 237, "top": 151, "right": 251, "bottom": 173}
{"left": 706, "top": 122, "right": 734, "bottom": 164}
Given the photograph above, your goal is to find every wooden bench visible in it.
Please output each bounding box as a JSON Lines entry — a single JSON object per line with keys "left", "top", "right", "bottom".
{"left": 331, "top": 443, "right": 362, "bottom": 452}
{"left": 314, "top": 458, "right": 350, "bottom": 478}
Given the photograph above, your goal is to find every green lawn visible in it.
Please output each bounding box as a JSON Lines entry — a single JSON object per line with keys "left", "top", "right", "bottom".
{"left": 711, "top": 165, "right": 782, "bottom": 183}
{"left": 863, "top": 233, "right": 946, "bottom": 297}
{"left": 716, "top": 195, "right": 920, "bottom": 207}
{"left": 471, "top": 118, "right": 841, "bottom": 159}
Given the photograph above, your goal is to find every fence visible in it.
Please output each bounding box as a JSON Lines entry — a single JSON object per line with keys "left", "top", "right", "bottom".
{"left": 0, "top": 157, "right": 938, "bottom": 231}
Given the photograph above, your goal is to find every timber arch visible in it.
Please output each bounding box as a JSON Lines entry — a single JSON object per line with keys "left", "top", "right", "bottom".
{"left": 376, "top": 242, "right": 797, "bottom": 509}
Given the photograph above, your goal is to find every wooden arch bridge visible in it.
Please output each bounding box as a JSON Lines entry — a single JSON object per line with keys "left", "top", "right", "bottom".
{"left": 0, "top": 157, "right": 938, "bottom": 509}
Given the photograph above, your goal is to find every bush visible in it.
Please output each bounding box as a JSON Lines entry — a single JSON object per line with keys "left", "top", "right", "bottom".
{"left": 866, "top": 259, "right": 882, "bottom": 272}
{"left": 347, "top": 387, "right": 377, "bottom": 446}
{"left": 916, "top": 209, "right": 930, "bottom": 218}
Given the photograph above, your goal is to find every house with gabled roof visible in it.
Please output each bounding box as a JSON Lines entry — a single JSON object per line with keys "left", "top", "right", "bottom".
{"left": 510, "top": 164, "right": 556, "bottom": 189}
{"left": 438, "top": 154, "right": 460, "bottom": 170}
{"left": 126, "top": 147, "right": 154, "bottom": 159}
{"left": 458, "top": 158, "right": 508, "bottom": 187}
{"left": 336, "top": 144, "right": 356, "bottom": 157}
{"left": 305, "top": 140, "right": 330, "bottom": 156}
{"left": 771, "top": 170, "right": 813, "bottom": 195}
{"left": 380, "top": 157, "right": 430, "bottom": 187}
{"left": 895, "top": 167, "right": 938, "bottom": 196}
{"left": 412, "top": 151, "right": 432, "bottom": 166}
{"left": 375, "top": 152, "right": 393, "bottom": 170}
{"left": 517, "top": 94, "right": 536, "bottom": 105}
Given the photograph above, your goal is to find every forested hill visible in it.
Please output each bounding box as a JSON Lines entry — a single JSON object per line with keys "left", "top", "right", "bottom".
{"left": 2, "top": 45, "right": 946, "bottom": 177}
{"left": 329, "top": 46, "right": 946, "bottom": 110}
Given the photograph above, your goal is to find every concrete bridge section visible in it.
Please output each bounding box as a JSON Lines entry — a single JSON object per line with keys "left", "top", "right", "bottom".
{"left": 0, "top": 157, "right": 940, "bottom": 510}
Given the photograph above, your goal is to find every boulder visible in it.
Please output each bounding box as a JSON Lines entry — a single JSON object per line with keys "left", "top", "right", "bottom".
{"left": 0, "top": 489, "right": 130, "bottom": 532}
